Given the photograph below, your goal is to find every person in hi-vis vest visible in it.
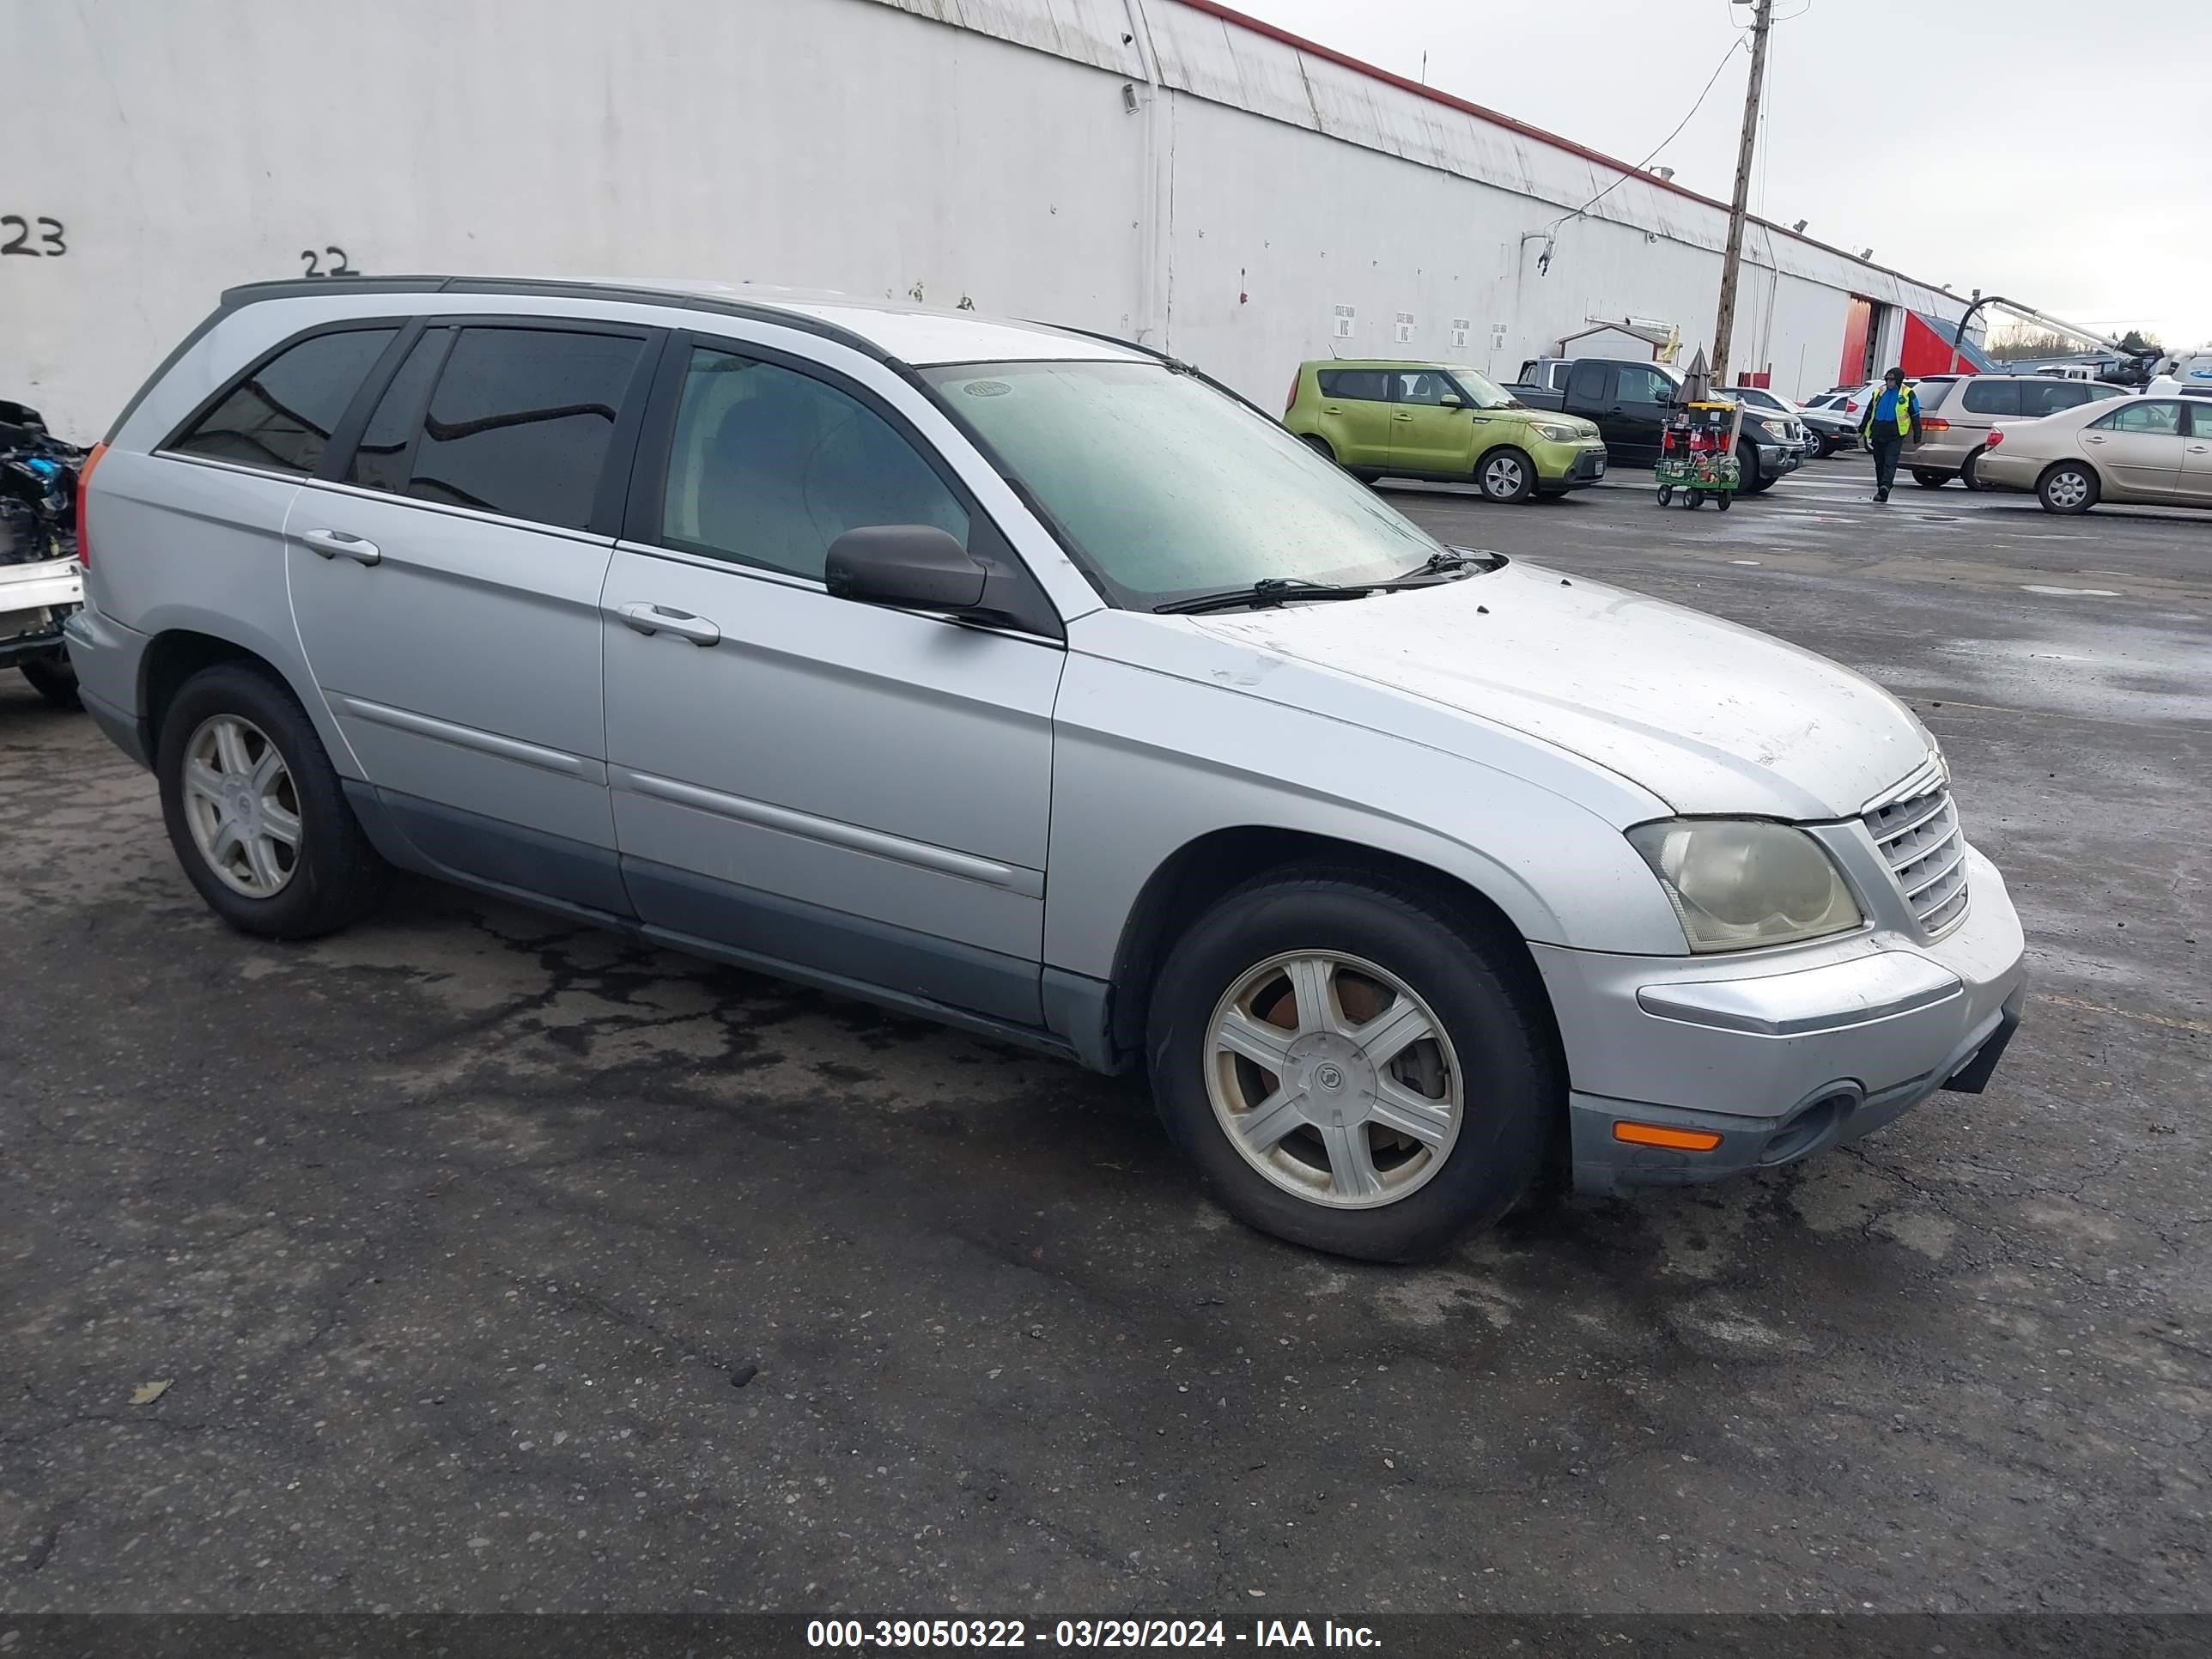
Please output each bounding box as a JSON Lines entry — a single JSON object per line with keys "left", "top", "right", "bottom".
{"left": 1859, "top": 366, "right": 1923, "bottom": 504}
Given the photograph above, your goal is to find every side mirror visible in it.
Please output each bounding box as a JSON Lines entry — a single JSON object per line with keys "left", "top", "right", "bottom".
{"left": 1438, "top": 394, "right": 1463, "bottom": 409}
{"left": 825, "top": 524, "right": 988, "bottom": 611}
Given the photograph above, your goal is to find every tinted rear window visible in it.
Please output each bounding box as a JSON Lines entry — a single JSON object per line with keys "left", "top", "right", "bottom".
{"left": 170, "top": 327, "right": 397, "bottom": 475}
{"left": 1316, "top": 369, "right": 1390, "bottom": 402}
{"left": 1913, "top": 378, "right": 1958, "bottom": 410}
{"left": 404, "top": 327, "right": 644, "bottom": 531}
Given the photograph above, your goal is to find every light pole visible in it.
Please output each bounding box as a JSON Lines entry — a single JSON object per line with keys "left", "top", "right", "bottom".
{"left": 1711, "top": 0, "right": 1773, "bottom": 387}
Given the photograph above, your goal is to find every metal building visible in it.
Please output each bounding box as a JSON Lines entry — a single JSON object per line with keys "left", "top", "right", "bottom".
{"left": 4, "top": 0, "right": 1972, "bottom": 436}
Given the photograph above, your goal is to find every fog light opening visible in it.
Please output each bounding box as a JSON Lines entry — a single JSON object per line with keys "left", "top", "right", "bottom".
{"left": 1761, "top": 1091, "right": 1856, "bottom": 1165}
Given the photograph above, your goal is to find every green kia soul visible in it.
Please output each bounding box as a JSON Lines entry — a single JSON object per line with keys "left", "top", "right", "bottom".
{"left": 1284, "top": 362, "right": 1607, "bottom": 501}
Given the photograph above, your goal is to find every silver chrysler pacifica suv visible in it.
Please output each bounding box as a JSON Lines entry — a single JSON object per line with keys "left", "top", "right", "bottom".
{"left": 67, "top": 276, "right": 2027, "bottom": 1261}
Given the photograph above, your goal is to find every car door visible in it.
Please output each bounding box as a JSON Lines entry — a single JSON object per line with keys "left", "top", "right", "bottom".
{"left": 2079, "top": 398, "right": 2187, "bottom": 501}
{"left": 286, "top": 317, "right": 658, "bottom": 910}
{"left": 1386, "top": 369, "right": 1474, "bottom": 476}
{"left": 1313, "top": 368, "right": 1395, "bottom": 470}
{"left": 1595, "top": 362, "right": 1672, "bottom": 463}
{"left": 600, "top": 333, "right": 1065, "bottom": 1025}
{"left": 2183, "top": 400, "right": 2212, "bottom": 503}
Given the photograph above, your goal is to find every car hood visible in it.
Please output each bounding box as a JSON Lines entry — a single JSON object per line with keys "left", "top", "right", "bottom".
{"left": 1188, "top": 560, "right": 1936, "bottom": 820}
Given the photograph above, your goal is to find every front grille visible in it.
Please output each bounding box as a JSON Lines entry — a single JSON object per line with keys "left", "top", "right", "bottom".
{"left": 1864, "top": 787, "right": 1970, "bottom": 935}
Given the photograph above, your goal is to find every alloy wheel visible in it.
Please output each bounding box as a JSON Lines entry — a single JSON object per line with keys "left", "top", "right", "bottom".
{"left": 1203, "top": 951, "right": 1464, "bottom": 1209}
{"left": 180, "top": 714, "right": 302, "bottom": 898}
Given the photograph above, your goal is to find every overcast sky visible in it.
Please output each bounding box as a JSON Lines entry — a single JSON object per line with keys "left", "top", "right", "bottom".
{"left": 1230, "top": 0, "right": 2209, "bottom": 350}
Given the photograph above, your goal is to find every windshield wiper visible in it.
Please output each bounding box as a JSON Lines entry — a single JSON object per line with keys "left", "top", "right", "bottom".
{"left": 1154, "top": 577, "right": 1381, "bottom": 616}
{"left": 1398, "top": 547, "right": 1506, "bottom": 579}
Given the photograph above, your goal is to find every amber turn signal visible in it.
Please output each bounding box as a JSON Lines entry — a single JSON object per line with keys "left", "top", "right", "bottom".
{"left": 1612, "top": 1121, "right": 1723, "bottom": 1152}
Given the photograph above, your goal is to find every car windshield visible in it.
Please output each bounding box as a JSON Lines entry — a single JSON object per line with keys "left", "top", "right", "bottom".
{"left": 1446, "top": 367, "right": 1522, "bottom": 410}
{"left": 921, "top": 359, "right": 1447, "bottom": 608}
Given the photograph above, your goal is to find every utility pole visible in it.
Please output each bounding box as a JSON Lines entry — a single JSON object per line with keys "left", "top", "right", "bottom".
{"left": 1711, "top": 0, "right": 1773, "bottom": 387}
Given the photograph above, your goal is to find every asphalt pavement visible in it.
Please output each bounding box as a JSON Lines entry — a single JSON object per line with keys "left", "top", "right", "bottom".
{"left": 3, "top": 457, "right": 2207, "bottom": 1615}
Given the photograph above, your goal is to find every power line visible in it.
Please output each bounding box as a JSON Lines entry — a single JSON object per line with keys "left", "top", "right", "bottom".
{"left": 1546, "top": 33, "right": 1747, "bottom": 235}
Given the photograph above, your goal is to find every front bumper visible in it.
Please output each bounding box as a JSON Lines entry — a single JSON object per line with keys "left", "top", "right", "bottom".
{"left": 1, "top": 558, "right": 83, "bottom": 670}
{"left": 1753, "top": 441, "right": 1802, "bottom": 478}
{"left": 1535, "top": 845, "right": 2027, "bottom": 1194}
{"left": 1529, "top": 437, "right": 1609, "bottom": 490}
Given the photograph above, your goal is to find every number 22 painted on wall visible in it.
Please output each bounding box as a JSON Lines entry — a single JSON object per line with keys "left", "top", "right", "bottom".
{"left": 301, "top": 247, "right": 360, "bottom": 276}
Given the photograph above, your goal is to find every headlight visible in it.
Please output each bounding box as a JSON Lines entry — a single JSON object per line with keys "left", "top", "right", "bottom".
{"left": 1528, "top": 422, "right": 1584, "bottom": 443}
{"left": 1627, "top": 819, "right": 1863, "bottom": 953}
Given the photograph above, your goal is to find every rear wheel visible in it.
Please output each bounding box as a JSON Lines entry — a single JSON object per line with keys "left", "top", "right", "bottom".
{"left": 1911, "top": 468, "right": 1953, "bottom": 489}
{"left": 1476, "top": 447, "right": 1534, "bottom": 503}
{"left": 156, "top": 662, "right": 388, "bottom": 939}
{"left": 20, "top": 658, "right": 81, "bottom": 710}
{"left": 1959, "top": 448, "right": 1987, "bottom": 491}
{"left": 1146, "top": 866, "right": 1555, "bottom": 1261}
{"left": 1298, "top": 434, "right": 1338, "bottom": 465}
{"left": 2038, "top": 461, "right": 2098, "bottom": 514}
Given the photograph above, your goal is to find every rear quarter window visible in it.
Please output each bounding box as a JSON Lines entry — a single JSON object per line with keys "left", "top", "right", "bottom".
{"left": 1960, "top": 380, "right": 2021, "bottom": 416}
{"left": 167, "top": 326, "right": 398, "bottom": 475}
{"left": 1316, "top": 369, "right": 1390, "bottom": 402}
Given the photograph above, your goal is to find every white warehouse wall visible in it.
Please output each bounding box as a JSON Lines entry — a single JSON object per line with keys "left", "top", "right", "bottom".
{"left": 3, "top": 0, "right": 1964, "bottom": 439}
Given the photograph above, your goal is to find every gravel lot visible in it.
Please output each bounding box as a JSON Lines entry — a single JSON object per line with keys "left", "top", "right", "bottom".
{"left": 3, "top": 458, "right": 2206, "bottom": 1615}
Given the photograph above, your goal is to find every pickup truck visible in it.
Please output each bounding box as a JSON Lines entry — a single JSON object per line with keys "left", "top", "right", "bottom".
{"left": 1512, "top": 357, "right": 1805, "bottom": 493}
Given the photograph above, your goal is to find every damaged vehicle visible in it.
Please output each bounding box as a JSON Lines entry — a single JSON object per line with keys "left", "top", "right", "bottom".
{"left": 70, "top": 278, "right": 2027, "bottom": 1261}
{"left": 1, "top": 400, "right": 85, "bottom": 708}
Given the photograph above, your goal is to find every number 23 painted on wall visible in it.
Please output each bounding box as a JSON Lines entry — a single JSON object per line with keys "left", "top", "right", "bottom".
{"left": 1, "top": 216, "right": 66, "bottom": 257}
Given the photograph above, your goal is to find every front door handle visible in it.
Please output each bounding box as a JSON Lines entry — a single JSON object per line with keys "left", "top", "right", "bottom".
{"left": 618, "top": 602, "right": 720, "bottom": 647}
{"left": 2083, "top": 435, "right": 2106, "bottom": 444}
{"left": 1392, "top": 412, "right": 1414, "bottom": 422}
{"left": 2191, "top": 444, "right": 2209, "bottom": 453}
{"left": 300, "top": 528, "right": 380, "bottom": 565}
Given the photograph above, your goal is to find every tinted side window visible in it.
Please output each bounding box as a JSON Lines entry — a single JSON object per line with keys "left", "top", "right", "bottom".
{"left": 1960, "top": 380, "right": 2021, "bottom": 416}
{"left": 171, "top": 327, "right": 397, "bottom": 475}
{"left": 2189, "top": 400, "right": 2212, "bottom": 439}
{"left": 1316, "top": 369, "right": 1390, "bottom": 402}
{"left": 1567, "top": 361, "right": 1610, "bottom": 405}
{"left": 346, "top": 330, "right": 449, "bottom": 493}
{"left": 659, "top": 346, "right": 968, "bottom": 580}
{"left": 2021, "top": 381, "right": 2092, "bottom": 417}
{"left": 1615, "top": 366, "right": 1674, "bottom": 406}
{"left": 2092, "top": 400, "right": 2183, "bottom": 435}
{"left": 407, "top": 328, "right": 644, "bottom": 531}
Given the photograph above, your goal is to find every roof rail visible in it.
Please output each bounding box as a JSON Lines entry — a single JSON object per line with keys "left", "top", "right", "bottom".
{"left": 216, "top": 274, "right": 900, "bottom": 365}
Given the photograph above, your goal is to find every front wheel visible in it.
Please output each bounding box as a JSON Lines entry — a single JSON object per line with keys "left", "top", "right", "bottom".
{"left": 1475, "top": 447, "right": 1534, "bottom": 503}
{"left": 156, "top": 662, "right": 389, "bottom": 939}
{"left": 1911, "top": 468, "right": 1953, "bottom": 489}
{"left": 2038, "top": 462, "right": 2098, "bottom": 514}
{"left": 20, "top": 657, "right": 81, "bottom": 710}
{"left": 1146, "top": 866, "right": 1556, "bottom": 1261}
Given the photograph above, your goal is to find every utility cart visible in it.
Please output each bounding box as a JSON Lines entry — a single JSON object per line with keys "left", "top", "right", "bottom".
{"left": 1654, "top": 398, "right": 1743, "bottom": 510}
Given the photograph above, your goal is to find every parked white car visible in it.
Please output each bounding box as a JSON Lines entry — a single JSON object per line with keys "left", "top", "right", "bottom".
{"left": 1976, "top": 393, "right": 2212, "bottom": 512}
{"left": 69, "top": 276, "right": 2028, "bottom": 1260}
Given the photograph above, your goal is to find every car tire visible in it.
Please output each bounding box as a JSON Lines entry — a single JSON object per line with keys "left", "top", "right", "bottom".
{"left": 1298, "top": 434, "right": 1338, "bottom": 466}
{"left": 1475, "top": 447, "right": 1535, "bottom": 503}
{"left": 1959, "top": 448, "right": 1987, "bottom": 492}
{"left": 1145, "top": 864, "right": 1557, "bottom": 1262}
{"left": 20, "top": 658, "right": 82, "bottom": 710}
{"left": 2037, "top": 461, "right": 2099, "bottom": 515}
{"left": 1735, "top": 441, "right": 1762, "bottom": 495}
{"left": 1911, "top": 468, "right": 1952, "bottom": 489}
{"left": 156, "top": 661, "right": 388, "bottom": 940}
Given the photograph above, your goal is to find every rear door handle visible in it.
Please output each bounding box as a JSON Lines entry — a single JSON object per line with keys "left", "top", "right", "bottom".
{"left": 300, "top": 528, "right": 380, "bottom": 565}
{"left": 617, "top": 601, "right": 720, "bottom": 647}
{"left": 2083, "top": 435, "right": 2106, "bottom": 444}
{"left": 2191, "top": 444, "right": 2209, "bottom": 453}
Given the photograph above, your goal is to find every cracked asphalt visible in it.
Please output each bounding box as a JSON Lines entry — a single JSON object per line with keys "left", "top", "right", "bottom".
{"left": 3, "top": 458, "right": 2206, "bottom": 1615}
